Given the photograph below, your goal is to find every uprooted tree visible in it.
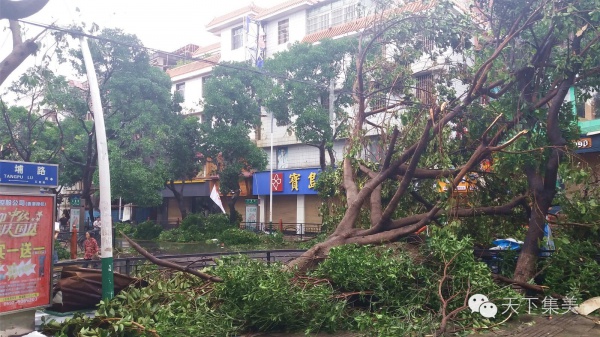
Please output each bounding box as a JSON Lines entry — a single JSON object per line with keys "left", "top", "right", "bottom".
{"left": 285, "top": 0, "right": 600, "bottom": 286}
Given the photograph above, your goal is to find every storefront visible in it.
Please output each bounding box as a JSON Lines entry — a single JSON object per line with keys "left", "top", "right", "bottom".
{"left": 160, "top": 179, "right": 210, "bottom": 224}
{"left": 252, "top": 168, "right": 321, "bottom": 233}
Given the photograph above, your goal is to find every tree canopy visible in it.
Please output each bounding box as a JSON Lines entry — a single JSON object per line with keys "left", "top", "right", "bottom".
{"left": 38, "top": 28, "right": 180, "bottom": 215}
{"left": 262, "top": 39, "right": 356, "bottom": 169}
{"left": 201, "top": 62, "right": 268, "bottom": 222}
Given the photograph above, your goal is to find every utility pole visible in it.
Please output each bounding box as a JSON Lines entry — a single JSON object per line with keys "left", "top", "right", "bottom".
{"left": 80, "top": 37, "right": 114, "bottom": 300}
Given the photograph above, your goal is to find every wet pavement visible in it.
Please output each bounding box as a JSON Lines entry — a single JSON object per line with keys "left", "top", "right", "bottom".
{"left": 26, "top": 310, "right": 600, "bottom": 336}
{"left": 249, "top": 313, "right": 600, "bottom": 337}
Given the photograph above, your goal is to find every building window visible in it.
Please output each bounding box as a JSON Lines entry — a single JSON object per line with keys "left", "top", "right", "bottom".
{"left": 175, "top": 82, "right": 185, "bottom": 100}
{"left": 369, "top": 81, "right": 386, "bottom": 110}
{"left": 232, "top": 26, "right": 243, "bottom": 50}
{"left": 278, "top": 19, "right": 289, "bottom": 44}
{"left": 371, "top": 92, "right": 386, "bottom": 110}
{"left": 415, "top": 74, "right": 434, "bottom": 105}
{"left": 422, "top": 35, "right": 434, "bottom": 52}
{"left": 307, "top": 0, "right": 360, "bottom": 34}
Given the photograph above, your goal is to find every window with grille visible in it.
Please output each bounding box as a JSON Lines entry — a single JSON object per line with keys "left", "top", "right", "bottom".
{"left": 278, "top": 19, "right": 289, "bottom": 44}
{"left": 370, "top": 82, "right": 386, "bottom": 110}
{"left": 307, "top": 12, "right": 329, "bottom": 34}
{"left": 231, "top": 26, "right": 243, "bottom": 50}
{"left": 415, "top": 74, "right": 434, "bottom": 105}
{"left": 307, "top": 0, "right": 361, "bottom": 34}
{"left": 422, "top": 35, "right": 434, "bottom": 52}
{"left": 175, "top": 82, "right": 185, "bottom": 100}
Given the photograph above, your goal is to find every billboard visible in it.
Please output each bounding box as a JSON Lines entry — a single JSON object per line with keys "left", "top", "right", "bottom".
{"left": 0, "top": 195, "right": 53, "bottom": 314}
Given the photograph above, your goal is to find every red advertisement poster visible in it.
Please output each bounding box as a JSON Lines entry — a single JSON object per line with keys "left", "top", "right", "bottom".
{"left": 0, "top": 195, "right": 53, "bottom": 313}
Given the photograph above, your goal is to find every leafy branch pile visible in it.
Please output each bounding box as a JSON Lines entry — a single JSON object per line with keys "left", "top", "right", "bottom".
{"left": 156, "top": 213, "right": 286, "bottom": 248}
{"left": 43, "top": 229, "right": 520, "bottom": 337}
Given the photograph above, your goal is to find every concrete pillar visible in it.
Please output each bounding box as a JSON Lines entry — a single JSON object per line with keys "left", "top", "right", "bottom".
{"left": 258, "top": 195, "right": 266, "bottom": 231}
{"left": 296, "top": 194, "right": 305, "bottom": 234}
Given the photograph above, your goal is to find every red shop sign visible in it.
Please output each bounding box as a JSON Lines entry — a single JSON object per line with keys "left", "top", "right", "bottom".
{"left": 0, "top": 194, "right": 53, "bottom": 314}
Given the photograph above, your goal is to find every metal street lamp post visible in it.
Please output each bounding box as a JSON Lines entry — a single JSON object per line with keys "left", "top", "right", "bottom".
{"left": 269, "top": 111, "right": 273, "bottom": 233}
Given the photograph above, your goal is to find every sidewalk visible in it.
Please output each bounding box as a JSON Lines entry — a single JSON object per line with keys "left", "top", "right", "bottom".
{"left": 468, "top": 313, "right": 600, "bottom": 336}
{"left": 27, "top": 310, "right": 600, "bottom": 337}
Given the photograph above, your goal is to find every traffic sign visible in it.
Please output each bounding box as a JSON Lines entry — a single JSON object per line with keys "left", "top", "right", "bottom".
{"left": 0, "top": 160, "right": 59, "bottom": 187}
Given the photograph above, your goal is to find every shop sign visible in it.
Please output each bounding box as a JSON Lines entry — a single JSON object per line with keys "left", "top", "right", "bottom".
{"left": 0, "top": 195, "right": 53, "bottom": 314}
{"left": 575, "top": 137, "right": 592, "bottom": 149}
{"left": 253, "top": 169, "right": 320, "bottom": 195}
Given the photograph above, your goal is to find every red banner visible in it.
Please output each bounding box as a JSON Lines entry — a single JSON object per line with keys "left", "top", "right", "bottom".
{"left": 0, "top": 195, "right": 53, "bottom": 313}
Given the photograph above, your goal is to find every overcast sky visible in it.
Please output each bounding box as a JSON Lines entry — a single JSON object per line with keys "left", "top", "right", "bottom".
{"left": 0, "top": 0, "right": 284, "bottom": 94}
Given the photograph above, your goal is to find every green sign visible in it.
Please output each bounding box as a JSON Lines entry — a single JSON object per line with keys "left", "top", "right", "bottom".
{"left": 70, "top": 195, "right": 81, "bottom": 206}
{"left": 245, "top": 199, "right": 258, "bottom": 205}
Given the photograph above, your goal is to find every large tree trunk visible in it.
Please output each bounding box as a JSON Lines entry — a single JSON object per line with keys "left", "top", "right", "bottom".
{"left": 0, "top": 20, "right": 39, "bottom": 86}
{"left": 166, "top": 180, "right": 187, "bottom": 220}
{"left": 228, "top": 191, "right": 239, "bottom": 224}
{"left": 327, "top": 147, "right": 335, "bottom": 169}
{"left": 513, "top": 168, "right": 558, "bottom": 283}
{"left": 318, "top": 144, "right": 326, "bottom": 171}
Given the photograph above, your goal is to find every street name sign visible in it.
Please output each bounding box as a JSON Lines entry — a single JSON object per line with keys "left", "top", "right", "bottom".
{"left": 0, "top": 161, "right": 58, "bottom": 188}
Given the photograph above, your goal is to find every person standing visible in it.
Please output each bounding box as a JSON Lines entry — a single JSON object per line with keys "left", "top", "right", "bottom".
{"left": 83, "top": 231, "right": 99, "bottom": 268}
{"left": 59, "top": 210, "right": 70, "bottom": 232}
{"left": 93, "top": 217, "right": 101, "bottom": 230}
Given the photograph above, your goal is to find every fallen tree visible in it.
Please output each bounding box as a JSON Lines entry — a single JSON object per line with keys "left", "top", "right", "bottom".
{"left": 283, "top": 0, "right": 600, "bottom": 286}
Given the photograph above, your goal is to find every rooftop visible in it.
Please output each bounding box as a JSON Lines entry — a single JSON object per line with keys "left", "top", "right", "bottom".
{"left": 206, "top": 4, "right": 264, "bottom": 33}
{"left": 166, "top": 53, "right": 221, "bottom": 78}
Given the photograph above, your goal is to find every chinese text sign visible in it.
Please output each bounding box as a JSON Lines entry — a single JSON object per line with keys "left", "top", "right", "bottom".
{"left": 0, "top": 195, "right": 53, "bottom": 313}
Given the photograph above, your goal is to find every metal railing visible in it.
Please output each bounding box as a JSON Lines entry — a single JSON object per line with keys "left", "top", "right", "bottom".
{"left": 53, "top": 249, "right": 307, "bottom": 285}
{"left": 239, "top": 222, "right": 323, "bottom": 240}
{"left": 53, "top": 248, "right": 600, "bottom": 287}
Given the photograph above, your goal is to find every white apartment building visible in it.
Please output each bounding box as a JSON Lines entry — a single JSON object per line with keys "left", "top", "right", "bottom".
{"left": 163, "top": 0, "right": 447, "bottom": 231}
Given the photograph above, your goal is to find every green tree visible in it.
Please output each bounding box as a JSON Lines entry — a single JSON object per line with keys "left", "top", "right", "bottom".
{"left": 42, "top": 28, "right": 178, "bottom": 219}
{"left": 263, "top": 39, "right": 356, "bottom": 170}
{"left": 163, "top": 115, "right": 203, "bottom": 220}
{"left": 287, "top": 0, "right": 600, "bottom": 288}
{"left": 0, "top": 68, "right": 61, "bottom": 163}
{"left": 201, "top": 62, "right": 268, "bottom": 223}
{"left": 0, "top": 0, "right": 53, "bottom": 159}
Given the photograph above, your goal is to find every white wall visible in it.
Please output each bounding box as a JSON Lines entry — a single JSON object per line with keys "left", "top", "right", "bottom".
{"left": 218, "top": 26, "right": 246, "bottom": 62}
{"left": 264, "top": 10, "right": 307, "bottom": 57}
{"left": 263, "top": 139, "right": 346, "bottom": 169}
{"left": 171, "top": 71, "right": 212, "bottom": 115}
